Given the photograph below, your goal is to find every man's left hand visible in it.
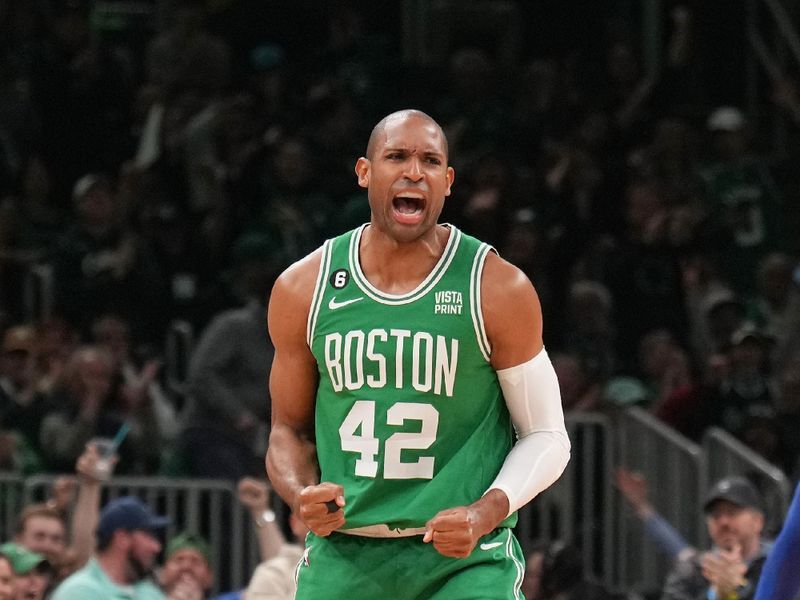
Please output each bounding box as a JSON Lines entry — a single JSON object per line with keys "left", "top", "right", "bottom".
{"left": 423, "top": 489, "right": 509, "bottom": 558}
{"left": 423, "top": 507, "right": 478, "bottom": 558}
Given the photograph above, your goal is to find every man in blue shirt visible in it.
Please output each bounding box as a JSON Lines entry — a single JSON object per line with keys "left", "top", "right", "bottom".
{"left": 661, "top": 476, "right": 771, "bottom": 600}
{"left": 51, "top": 496, "right": 169, "bottom": 600}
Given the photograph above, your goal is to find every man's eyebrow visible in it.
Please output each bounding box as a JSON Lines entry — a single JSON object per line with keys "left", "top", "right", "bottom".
{"left": 382, "top": 146, "right": 444, "bottom": 156}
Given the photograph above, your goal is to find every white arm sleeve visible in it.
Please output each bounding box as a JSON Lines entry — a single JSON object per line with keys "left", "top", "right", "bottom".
{"left": 488, "top": 348, "right": 571, "bottom": 517}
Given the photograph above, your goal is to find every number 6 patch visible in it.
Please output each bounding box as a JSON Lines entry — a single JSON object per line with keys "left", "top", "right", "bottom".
{"left": 330, "top": 269, "right": 350, "bottom": 289}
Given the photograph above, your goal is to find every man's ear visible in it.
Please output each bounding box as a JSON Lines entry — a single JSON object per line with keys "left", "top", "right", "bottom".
{"left": 355, "top": 157, "right": 370, "bottom": 189}
{"left": 114, "top": 529, "right": 131, "bottom": 550}
{"left": 445, "top": 166, "right": 455, "bottom": 197}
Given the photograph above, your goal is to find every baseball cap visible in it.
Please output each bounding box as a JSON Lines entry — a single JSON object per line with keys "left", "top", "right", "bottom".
{"left": 72, "top": 173, "right": 110, "bottom": 202}
{"left": 166, "top": 532, "right": 211, "bottom": 563}
{"left": 703, "top": 476, "right": 764, "bottom": 514}
{"left": 96, "top": 496, "right": 170, "bottom": 540}
{"left": 0, "top": 542, "right": 50, "bottom": 575}
{"left": 707, "top": 106, "right": 746, "bottom": 132}
{"left": 703, "top": 288, "right": 744, "bottom": 318}
{"left": 603, "top": 376, "right": 650, "bottom": 407}
{"left": 730, "top": 322, "right": 767, "bottom": 347}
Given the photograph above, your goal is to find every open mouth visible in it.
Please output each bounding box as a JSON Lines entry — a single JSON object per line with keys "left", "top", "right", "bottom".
{"left": 392, "top": 193, "right": 425, "bottom": 224}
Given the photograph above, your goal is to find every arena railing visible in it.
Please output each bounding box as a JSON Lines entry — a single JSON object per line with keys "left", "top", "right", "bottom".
{"left": 615, "top": 407, "right": 707, "bottom": 595}
{"left": 0, "top": 472, "right": 26, "bottom": 540}
{"left": 20, "top": 475, "right": 263, "bottom": 595}
{"left": 2, "top": 415, "right": 790, "bottom": 595}
{"left": 702, "top": 426, "right": 792, "bottom": 536}
{"left": 3, "top": 415, "right": 612, "bottom": 594}
{"left": 516, "top": 413, "right": 615, "bottom": 589}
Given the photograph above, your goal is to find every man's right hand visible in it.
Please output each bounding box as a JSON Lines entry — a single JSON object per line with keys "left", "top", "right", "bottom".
{"left": 295, "top": 482, "right": 345, "bottom": 536}
{"left": 701, "top": 546, "right": 747, "bottom": 594}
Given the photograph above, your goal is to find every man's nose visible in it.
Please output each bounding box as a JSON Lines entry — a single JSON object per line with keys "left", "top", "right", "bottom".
{"left": 403, "top": 156, "right": 424, "bottom": 181}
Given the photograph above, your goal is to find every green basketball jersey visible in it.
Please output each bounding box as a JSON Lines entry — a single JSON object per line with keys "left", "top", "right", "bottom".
{"left": 307, "top": 224, "right": 516, "bottom": 530}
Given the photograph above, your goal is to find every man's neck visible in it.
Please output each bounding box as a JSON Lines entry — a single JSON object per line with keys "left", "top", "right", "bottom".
{"left": 97, "top": 552, "right": 133, "bottom": 586}
{"left": 359, "top": 224, "right": 450, "bottom": 295}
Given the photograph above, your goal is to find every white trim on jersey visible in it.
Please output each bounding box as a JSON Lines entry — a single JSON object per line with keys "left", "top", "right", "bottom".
{"left": 307, "top": 239, "right": 333, "bottom": 347}
{"left": 469, "top": 243, "right": 493, "bottom": 362}
{"left": 349, "top": 223, "right": 463, "bottom": 305}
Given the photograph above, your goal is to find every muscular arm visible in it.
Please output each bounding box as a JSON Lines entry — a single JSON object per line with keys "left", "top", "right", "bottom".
{"left": 265, "top": 251, "right": 346, "bottom": 535}
{"left": 482, "top": 252, "right": 544, "bottom": 369}
{"left": 482, "top": 252, "right": 570, "bottom": 514}
{"left": 424, "top": 253, "right": 570, "bottom": 556}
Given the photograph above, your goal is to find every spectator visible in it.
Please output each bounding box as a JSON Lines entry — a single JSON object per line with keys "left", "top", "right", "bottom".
{"left": 65, "top": 440, "right": 122, "bottom": 574}
{"left": 238, "top": 136, "right": 334, "bottom": 263}
{"left": 176, "top": 234, "right": 281, "bottom": 480}
{"left": 661, "top": 476, "right": 770, "bottom": 600}
{"left": 653, "top": 350, "right": 727, "bottom": 442}
{"left": 12, "top": 504, "right": 67, "bottom": 570}
{"left": 637, "top": 329, "right": 693, "bottom": 407}
{"left": 0, "top": 324, "right": 51, "bottom": 472}
{"left": 614, "top": 467, "right": 693, "bottom": 561}
{"left": 91, "top": 313, "right": 177, "bottom": 449}
{"left": 708, "top": 324, "right": 777, "bottom": 455}
{"left": 699, "top": 106, "right": 786, "bottom": 295}
{"left": 0, "top": 543, "right": 52, "bottom": 600}
{"left": 551, "top": 352, "right": 603, "bottom": 413}
{"left": 144, "top": 1, "right": 231, "bottom": 101}
{"left": 747, "top": 253, "right": 800, "bottom": 368}
{"left": 33, "top": 317, "right": 79, "bottom": 397}
{"left": 558, "top": 280, "right": 617, "bottom": 381}
{"left": 602, "top": 178, "right": 689, "bottom": 369}
{"left": 236, "top": 478, "right": 285, "bottom": 564}
{"left": 0, "top": 552, "right": 13, "bottom": 600}
{"left": 5, "top": 442, "right": 117, "bottom": 586}
{"left": 51, "top": 173, "right": 166, "bottom": 344}
{"left": 38, "top": 346, "right": 123, "bottom": 472}
{"left": 521, "top": 540, "right": 620, "bottom": 600}
{"left": 159, "top": 533, "right": 213, "bottom": 600}
{"left": 243, "top": 513, "right": 308, "bottom": 600}
{"left": 691, "top": 287, "right": 747, "bottom": 364}
{"left": 446, "top": 150, "right": 520, "bottom": 249}
{"left": 51, "top": 496, "right": 168, "bottom": 600}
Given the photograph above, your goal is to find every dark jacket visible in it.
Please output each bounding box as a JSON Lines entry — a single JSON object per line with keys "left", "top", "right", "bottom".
{"left": 661, "top": 544, "right": 770, "bottom": 600}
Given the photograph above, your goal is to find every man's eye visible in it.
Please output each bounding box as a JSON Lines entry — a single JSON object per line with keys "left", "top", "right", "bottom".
{"left": 426, "top": 157, "right": 441, "bottom": 165}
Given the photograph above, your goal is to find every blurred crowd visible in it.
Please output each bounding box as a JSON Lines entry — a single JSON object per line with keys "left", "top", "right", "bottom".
{"left": 1, "top": 0, "right": 800, "bottom": 488}
{"left": 0, "top": 440, "right": 306, "bottom": 599}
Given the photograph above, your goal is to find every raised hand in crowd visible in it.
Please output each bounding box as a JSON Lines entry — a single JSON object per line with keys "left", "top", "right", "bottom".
{"left": 238, "top": 477, "right": 285, "bottom": 562}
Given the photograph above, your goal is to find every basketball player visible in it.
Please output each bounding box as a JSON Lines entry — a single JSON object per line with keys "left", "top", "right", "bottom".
{"left": 266, "top": 109, "right": 570, "bottom": 599}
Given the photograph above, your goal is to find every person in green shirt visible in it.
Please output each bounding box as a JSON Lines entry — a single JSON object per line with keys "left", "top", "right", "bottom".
{"left": 0, "top": 542, "right": 52, "bottom": 600}
{"left": 267, "top": 109, "right": 571, "bottom": 599}
{"left": 51, "top": 496, "right": 168, "bottom": 600}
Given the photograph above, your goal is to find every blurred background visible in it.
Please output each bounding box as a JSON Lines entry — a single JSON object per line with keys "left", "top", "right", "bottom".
{"left": 1, "top": 0, "right": 800, "bottom": 597}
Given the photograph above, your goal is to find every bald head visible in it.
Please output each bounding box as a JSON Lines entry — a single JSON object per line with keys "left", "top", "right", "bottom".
{"left": 365, "top": 110, "right": 449, "bottom": 160}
